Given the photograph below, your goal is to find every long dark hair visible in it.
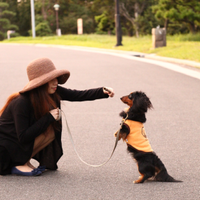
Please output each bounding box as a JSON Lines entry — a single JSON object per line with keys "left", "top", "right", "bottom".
{"left": 29, "top": 83, "right": 60, "bottom": 120}
{"left": 29, "top": 83, "right": 61, "bottom": 131}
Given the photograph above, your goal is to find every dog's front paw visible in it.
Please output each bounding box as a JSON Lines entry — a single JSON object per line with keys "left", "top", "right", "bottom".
{"left": 119, "top": 110, "right": 128, "bottom": 118}
{"left": 114, "top": 131, "right": 121, "bottom": 140}
{"left": 114, "top": 131, "right": 117, "bottom": 137}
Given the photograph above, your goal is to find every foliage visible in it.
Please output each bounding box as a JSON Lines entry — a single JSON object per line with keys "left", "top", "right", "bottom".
{"left": 92, "top": 0, "right": 115, "bottom": 34}
{"left": 0, "top": 1, "right": 19, "bottom": 40}
{"left": 16, "top": 1, "right": 31, "bottom": 36}
{"left": 1, "top": 0, "right": 200, "bottom": 37}
{"left": 35, "top": 22, "right": 52, "bottom": 36}
{"left": 152, "top": 0, "right": 200, "bottom": 34}
{"left": 95, "top": 11, "right": 114, "bottom": 34}
{"left": 119, "top": 0, "right": 159, "bottom": 37}
{"left": 0, "top": 32, "right": 4, "bottom": 41}
{"left": 60, "top": 2, "right": 94, "bottom": 34}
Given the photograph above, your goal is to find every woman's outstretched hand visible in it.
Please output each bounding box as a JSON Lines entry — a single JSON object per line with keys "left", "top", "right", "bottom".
{"left": 50, "top": 108, "right": 61, "bottom": 121}
{"left": 103, "top": 87, "right": 115, "bottom": 97}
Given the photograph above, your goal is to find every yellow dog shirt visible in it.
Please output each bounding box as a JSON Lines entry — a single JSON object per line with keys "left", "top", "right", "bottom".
{"left": 124, "top": 120, "right": 153, "bottom": 152}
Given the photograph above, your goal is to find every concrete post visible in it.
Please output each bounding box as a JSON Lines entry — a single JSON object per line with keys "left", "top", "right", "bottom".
{"left": 152, "top": 27, "right": 166, "bottom": 48}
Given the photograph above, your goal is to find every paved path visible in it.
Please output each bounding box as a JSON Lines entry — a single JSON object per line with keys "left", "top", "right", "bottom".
{"left": 0, "top": 44, "right": 200, "bottom": 200}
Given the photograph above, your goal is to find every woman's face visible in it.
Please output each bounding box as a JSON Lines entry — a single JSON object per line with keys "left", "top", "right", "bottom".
{"left": 48, "top": 78, "right": 58, "bottom": 94}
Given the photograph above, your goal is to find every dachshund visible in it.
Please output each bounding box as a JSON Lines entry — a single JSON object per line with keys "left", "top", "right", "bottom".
{"left": 115, "top": 91, "right": 181, "bottom": 183}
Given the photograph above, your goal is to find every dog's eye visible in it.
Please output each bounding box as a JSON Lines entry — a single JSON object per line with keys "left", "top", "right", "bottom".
{"left": 128, "top": 94, "right": 133, "bottom": 99}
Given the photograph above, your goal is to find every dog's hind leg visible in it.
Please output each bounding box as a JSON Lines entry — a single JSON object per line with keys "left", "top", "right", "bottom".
{"left": 134, "top": 163, "right": 155, "bottom": 184}
{"left": 134, "top": 174, "right": 150, "bottom": 184}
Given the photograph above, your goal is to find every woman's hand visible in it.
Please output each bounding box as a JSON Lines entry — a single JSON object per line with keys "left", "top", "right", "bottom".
{"left": 50, "top": 108, "right": 61, "bottom": 121}
{"left": 103, "top": 87, "right": 115, "bottom": 97}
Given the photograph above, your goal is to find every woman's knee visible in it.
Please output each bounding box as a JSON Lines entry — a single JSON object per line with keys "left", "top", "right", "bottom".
{"left": 45, "top": 130, "right": 55, "bottom": 142}
{"left": 33, "top": 131, "right": 55, "bottom": 150}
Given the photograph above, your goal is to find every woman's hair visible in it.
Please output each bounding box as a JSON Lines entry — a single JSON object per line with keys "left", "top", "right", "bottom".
{"left": 29, "top": 83, "right": 61, "bottom": 131}
{"left": 29, "top": 83, "right": 60, "bottom": 120}
{"left": 0, "top": 92, "right": 20, "bottom": 116}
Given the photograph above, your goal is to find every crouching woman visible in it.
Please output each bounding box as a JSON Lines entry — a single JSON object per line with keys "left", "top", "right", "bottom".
{"left": 0, "top": 57, "right": 114, "bottom": 176}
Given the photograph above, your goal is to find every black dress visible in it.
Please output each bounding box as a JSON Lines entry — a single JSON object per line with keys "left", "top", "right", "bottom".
{"left": 0, "top": 86, "right": 108, "bottom": 175}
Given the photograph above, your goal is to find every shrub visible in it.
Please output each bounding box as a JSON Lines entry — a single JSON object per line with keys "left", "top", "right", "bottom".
{"left": 95, "top": 11, "right": 114, "bottom": 34}
{"left": 10, "top": 32, "right": 20, "bottom": 38}
{"left": 35, "top": 22, "right": 52, "bottom": 36}
{"left": 0, "top": 31, "right": 4, "bottom": 41}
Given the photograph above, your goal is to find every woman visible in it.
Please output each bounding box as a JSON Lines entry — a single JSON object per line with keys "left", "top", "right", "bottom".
{"left": 0, "top": 57, "right": 114, "bottom": 176}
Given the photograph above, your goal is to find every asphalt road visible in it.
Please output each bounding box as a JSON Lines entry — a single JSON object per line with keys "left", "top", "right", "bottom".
{"left": 0, "top": 44, "right": 200, "bottom": 200}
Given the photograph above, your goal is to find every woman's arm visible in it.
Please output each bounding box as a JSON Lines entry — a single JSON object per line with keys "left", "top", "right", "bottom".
{"left": 57, "top": 86, "right": 109, "bottom": 101}
{"left": 13, "top": 96, "right": 55, "bottom": 144}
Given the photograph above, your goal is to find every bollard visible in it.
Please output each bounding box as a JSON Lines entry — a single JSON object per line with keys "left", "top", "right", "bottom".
{"left": 56, "top": 29, "right": 61, "bottom": 36}
{"left": 7, "top": 30, "right": 15, "bottom": 39}
{"left": 77, "top": 18, "right": 83, "bottom": 35}
{"left": 152, "top": 27, "right": 166, "bottom": 48}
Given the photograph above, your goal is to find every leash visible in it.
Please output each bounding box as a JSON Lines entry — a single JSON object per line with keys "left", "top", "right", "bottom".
{"left": 61, "top": 109, "right": 128, "bottom": 167}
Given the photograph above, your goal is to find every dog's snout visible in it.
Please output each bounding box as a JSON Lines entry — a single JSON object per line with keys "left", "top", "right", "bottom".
{"left": 120, "top": 96, "right": 126, "bottom": 103}
{"left": 120, "top": 95, "right": 133, "bottom": 107}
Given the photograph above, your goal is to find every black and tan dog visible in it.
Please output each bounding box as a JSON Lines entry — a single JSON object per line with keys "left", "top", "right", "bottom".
{"left": 115, "top": 91, "right": 181, "bottom": 183}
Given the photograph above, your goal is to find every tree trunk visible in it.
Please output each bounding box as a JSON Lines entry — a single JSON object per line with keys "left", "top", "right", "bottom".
{"left": 134, "top": 3, "right": 139, "bottom": 37}
{"left": 189, "top": 22, "right": 196, "bottom": 34}
{"left": 164, "top": 19, "right": 168, "bottom": 30}
{"left": 42, "top": 0, "right": 47, "bottom": 20}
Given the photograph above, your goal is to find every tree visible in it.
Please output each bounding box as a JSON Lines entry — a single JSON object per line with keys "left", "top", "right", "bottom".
{"left": 0, "top": 2, "right": 18, "bottom": 40}
{"left": 92, "top": 0, "right": 115, "bottom": 34}
{"left": 119, "top": 0, "right": 147, "bottom": 37}
{"left": 35, "top": 22, "right": 52, "bottom": 36}
{"left": 152, "top": 0, "right": 200, "bottom": 34}
{"left": 15, "top": 0, "right": 31, "bottom": 36}
{"left": 95, "top": 11, "right": 114, "bottom": 34}
{"left": 34, "top": 0, "right": 55, "bottom": 34}
{"left": 119, "top": 0, "right": 159, "bottom": 37}
{"left": 59, "top": 0, "right": 95, "bottom": 34}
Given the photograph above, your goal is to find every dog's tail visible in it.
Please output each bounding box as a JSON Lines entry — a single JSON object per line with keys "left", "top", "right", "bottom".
{"left": 154, "top": 155, "right": 182, "bottom": 182}
{"left": 155, "top": 169, "right": 182, "bottom": 182}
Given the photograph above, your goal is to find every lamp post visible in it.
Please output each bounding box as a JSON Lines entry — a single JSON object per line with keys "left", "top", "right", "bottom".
{"left": 30, "top": 0, "right": 36, "bottom": 38}
{"left": 53, "top": 4, "right": 61, "bottom": 36}
{"left": 115, "top": 0, "right": 122, "bottom": 46}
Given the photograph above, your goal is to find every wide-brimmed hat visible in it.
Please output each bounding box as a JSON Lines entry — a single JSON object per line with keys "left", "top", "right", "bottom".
{"left": 20, "top": 57, "right": 70, "bottom": 93}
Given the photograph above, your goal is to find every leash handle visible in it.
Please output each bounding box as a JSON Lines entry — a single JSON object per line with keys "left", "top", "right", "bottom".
{"left": 103, "top": 87, "right": 112, "bottom": 94}
{"left": 61, "top": 110, "right": 124, "bottom": 168}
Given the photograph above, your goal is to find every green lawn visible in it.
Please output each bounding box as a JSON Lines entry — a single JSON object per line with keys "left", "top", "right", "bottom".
{"left": 1, "top": 34, "right": 200, "bottom": 62}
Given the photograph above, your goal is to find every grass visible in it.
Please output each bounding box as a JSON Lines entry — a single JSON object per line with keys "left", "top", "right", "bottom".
{"left": 1, "top": 33, "right": 200, "bottom": 62}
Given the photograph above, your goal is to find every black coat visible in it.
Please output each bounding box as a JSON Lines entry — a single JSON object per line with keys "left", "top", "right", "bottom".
{"left": 0, "top": 86, "right": 108, "bottom": 175}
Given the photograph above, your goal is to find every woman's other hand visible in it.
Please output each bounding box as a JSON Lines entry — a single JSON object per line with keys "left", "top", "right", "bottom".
{"left": 103, "top": 87, "right": 115, "bottom": 97}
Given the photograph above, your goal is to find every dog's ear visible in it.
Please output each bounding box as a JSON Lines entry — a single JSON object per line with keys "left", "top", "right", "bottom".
{"left": 131, "top": 92, "right": 153, "bottom": 113}
{"left": 140, "top": 93, "right": 153, "bottom": 112}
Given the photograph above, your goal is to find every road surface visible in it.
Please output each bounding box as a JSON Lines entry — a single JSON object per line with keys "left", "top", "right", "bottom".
{"left": 0, "top": 44, "right": 200, "bottom": 200}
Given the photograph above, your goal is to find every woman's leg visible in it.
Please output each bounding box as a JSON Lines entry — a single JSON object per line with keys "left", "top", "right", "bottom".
{"left": 31, "top": 130, "right": 55, "bottom": 157}
{"left": 14, "top": 129, "right": 55, "bottom": 172}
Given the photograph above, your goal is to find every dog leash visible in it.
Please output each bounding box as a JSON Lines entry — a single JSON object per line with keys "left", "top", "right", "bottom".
{"left": 61, "top": 109, "right": 128, "bottom": 167}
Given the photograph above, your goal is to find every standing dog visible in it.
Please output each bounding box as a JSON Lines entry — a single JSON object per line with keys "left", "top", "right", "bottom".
{"left": 115, "top": 91, "right": 181, "bottom": 183}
